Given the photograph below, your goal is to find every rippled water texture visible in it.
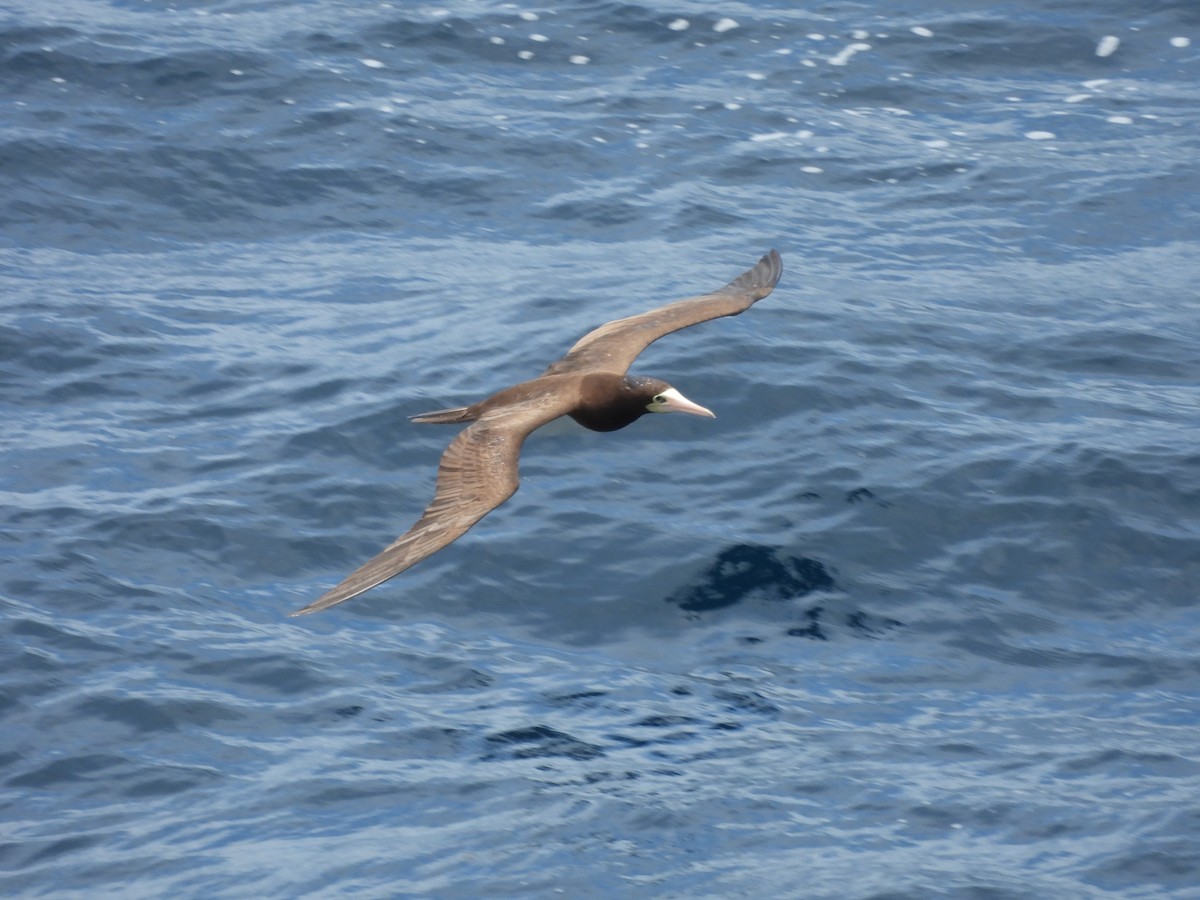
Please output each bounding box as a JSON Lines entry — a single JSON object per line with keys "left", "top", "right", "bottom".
{"left": 3, "top": 1, "right": 1199, "bottom": 897}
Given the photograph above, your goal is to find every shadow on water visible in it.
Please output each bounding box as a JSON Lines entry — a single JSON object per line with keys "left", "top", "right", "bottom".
{"left": 669, "top": 544, "right": 836, "bottom": 612}
{"left": 667, "top": 543, "right": 901, "bottom": 640}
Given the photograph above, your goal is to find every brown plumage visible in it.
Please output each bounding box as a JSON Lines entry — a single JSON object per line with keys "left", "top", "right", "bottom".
{"left": 290, "top": 249, "right": 782, "bottom": 616}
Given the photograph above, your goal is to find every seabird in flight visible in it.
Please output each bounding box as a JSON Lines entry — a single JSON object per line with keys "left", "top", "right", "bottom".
{"left": 291, "top": 249, "right": 782, "bottom": 616}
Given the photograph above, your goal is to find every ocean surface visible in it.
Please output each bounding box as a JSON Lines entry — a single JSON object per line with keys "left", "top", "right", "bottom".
{"left": 2, "top": 1, "right": 1198, "bottom": 897}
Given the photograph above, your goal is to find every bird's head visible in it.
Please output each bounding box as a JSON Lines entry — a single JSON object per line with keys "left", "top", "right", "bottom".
{"left": 628, "top": 376, "right": 715, "bottom": 419}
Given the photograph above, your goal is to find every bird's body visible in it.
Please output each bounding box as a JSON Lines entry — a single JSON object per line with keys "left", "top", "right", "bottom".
{"left": 291, "top": 250, "right": 782, "bottom": 616}
{"left": 410, "top": 371, "right": 666, "bottom": 432}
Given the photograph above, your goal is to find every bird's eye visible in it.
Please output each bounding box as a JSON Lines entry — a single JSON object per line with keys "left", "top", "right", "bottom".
{"left": 653, "top": 394, "right": 665, "bottom": 404}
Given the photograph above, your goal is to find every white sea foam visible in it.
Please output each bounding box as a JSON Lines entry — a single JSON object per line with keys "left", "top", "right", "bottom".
{"left": 829, "top": 43, "right": 871, "bottom": 66}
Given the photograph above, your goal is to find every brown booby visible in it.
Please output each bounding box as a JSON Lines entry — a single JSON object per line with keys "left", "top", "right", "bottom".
{"left": 291, "top": 249, "right": 782, "bottom": 616}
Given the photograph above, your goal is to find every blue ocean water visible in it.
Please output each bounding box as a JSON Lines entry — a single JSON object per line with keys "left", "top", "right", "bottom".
{"left": 2, "top": 1, "right": 1199, "bottom": 897}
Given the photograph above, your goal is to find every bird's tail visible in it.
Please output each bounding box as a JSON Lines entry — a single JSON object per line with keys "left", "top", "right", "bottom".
{"left": 409, "top": 405, "right": 476, "bottom": 424}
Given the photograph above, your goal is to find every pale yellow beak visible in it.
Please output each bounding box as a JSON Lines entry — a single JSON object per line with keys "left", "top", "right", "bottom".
{"left": 653, "top": 387, "right": 715, "bottom": 418}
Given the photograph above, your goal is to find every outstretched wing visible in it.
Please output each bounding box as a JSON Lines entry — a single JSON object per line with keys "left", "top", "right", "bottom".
{"left": 290, "top": 392, "right": 574, "bottom": 616}
{"left": 544, "top": 249, "right": 782, "bottom": 377}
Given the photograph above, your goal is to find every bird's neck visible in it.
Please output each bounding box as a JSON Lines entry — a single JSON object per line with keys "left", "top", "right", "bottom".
{"left": 570, "top": 373, "right": 646, "bottom": 433}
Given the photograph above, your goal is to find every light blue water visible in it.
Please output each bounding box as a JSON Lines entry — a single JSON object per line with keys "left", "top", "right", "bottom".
{"left": 3, "top": 2, "right": 1199, "bottom": 897}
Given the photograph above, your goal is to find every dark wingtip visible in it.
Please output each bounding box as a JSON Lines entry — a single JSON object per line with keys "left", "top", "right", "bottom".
{"left": 762, "top": 248, "right": 783, "bottom": 287}
{"left": 727, "top": 249, "right": 782, "bottom": 298}
{"left": 288, "top": 582, "right": 365, "bottom": 617}
{"left": 288, "top": 597, "right": 331, "bottom": 617}
{"left": 410, "top": 405, "right": 474, "bottom": 425}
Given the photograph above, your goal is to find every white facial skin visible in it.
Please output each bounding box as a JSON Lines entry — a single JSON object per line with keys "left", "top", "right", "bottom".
{"left": 646, "top": 386, "right": 716, "bottom": 418}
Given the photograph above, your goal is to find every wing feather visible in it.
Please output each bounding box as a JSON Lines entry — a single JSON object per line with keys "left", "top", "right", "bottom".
{"left": 544, "top": 249, "right": 781, "bottom": 376}
{"left": 290, "top": 392, "right": 574, "bottom": 615}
